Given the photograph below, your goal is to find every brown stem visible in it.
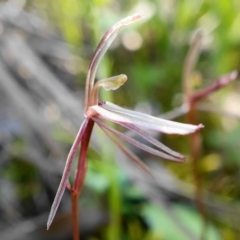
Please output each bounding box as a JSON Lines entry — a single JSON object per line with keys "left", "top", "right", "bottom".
{"left": 182, "top": 31, "right": 206, "bottom": 239}
{"left": 187, "top": 102, "right": 208, "bottom": 240}
{"left": 73, "top": 119, "right": 94, "bottom": 193}
{"left": 187, "top": 103, "right": 205, "bottom": 219}
{"left": 71, "top": 191, "right": 80, "bottom": 240}
{"left": 71, "top": 118, "right": 94, "bottom": 240}
{"left": 191, "top": 71, "right": 238, "bottom": 103}
{"left": 182, "top": 31, "right": 202, "bottom": 98}
{"left": 185, "top": 72, "right": 238, "bottom": 235}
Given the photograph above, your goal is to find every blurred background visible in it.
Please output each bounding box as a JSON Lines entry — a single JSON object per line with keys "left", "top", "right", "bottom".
{"left": 0, "top": 0, "right": 240, "bottom": 239}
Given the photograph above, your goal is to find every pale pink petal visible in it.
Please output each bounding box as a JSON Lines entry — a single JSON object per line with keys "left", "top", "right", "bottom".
{"left": 89, "top": 103, "right": 203, "bottom": 135}
{"left": 47, "top": 118, "right": 89, "bottom": 230}
{"left": 93, "top": 117, "right": 184, "bottom": 162}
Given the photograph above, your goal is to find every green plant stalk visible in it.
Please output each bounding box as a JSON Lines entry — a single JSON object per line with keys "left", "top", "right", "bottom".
{"left": 107, "top": 162, "right": 122, "bottom": 240}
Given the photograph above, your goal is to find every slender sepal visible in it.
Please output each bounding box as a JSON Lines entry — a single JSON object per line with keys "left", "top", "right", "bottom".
{"left": 117, "top": 122, "right": 184, "bottom": 159}
{"left": 93, "top": 117, "right": 184, "bottom": 162}
{"left": 85, "top": 14, "right": 142, "bottom": 110}
{"left": 99, "top": 123, "right": 154, "bottom": 177}
{"left": 47, "top": 118, "right": 89, "bottom": 230}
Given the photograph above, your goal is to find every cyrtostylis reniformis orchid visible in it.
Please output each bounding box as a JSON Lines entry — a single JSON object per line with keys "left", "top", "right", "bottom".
{"left": 47, "top": 13, "right": 204, "bottom": 237}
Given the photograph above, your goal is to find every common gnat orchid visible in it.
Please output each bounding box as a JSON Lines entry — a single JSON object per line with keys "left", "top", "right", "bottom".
{"left": 47, "top": 13, "right": 203, "bottom": 230}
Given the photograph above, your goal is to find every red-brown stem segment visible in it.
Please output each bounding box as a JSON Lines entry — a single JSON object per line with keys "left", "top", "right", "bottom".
{"left": 71, "top": 118, "right": 94, "bottom": 240}
{"left": 187, "top": 72, "right": 237, "bottom": 225}
{"left": 190, "top": 71, "right": 238, "bottom": 103}
{"left": 71, "top": 191, "right": 80, "bottom": 240}
{"left": 73, "top": 118, "right": 94, "bottom": 193}
{"left": 187, "top": 103, "right": 205, "bottom": 218}
{"left": 182, "top": 31, "right": 207, "bottom": 238}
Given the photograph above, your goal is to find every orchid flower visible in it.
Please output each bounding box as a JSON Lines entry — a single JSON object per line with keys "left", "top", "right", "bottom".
{"left": 47, "top": 13, "right": 203, "bottom": 230}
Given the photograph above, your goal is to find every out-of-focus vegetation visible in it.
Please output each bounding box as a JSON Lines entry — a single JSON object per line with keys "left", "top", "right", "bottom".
{"left": 0, "top": 0, "right": 240, "bottom": 239}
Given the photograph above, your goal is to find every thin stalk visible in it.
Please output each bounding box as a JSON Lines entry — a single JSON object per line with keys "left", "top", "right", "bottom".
{"left": 107, "top": 163, "right": 121, "bottom": 240}
{"left": 182, "top": 31, "right": 202, "bottom": 98}
{"left": 73, "top": 119, "right": 94, "bottom": 193}
{"left": 187, "top": 102, "right": 209, "bottom": 240}
{"left": 71, "top": 118, "right": 94, "bottom": 240}
{"left": 182, "top": 30, "right": 206, "bottom": 239}
{"left": 186, "top": 103, "right": 205, "bottom": 218}
{"left": 186, "top": 71, "right": 237, "bottom": 229}
{"left": 191, "top": 71, "right": 238, "bottom": 103}
{"left": 71, "top": 192, "right": 80, "bottom": 240}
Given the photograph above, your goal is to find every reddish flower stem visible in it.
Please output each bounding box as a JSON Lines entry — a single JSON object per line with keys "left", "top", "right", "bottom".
{"left": 190, "top": 71, "right": 238, "bottom": 103}
{"left": 182, "top": 31, "right": 207, "bottom": 238}
{"left": 71, "top": 191, "right": 80, "bottom": 240}
{"left": 73, "top": 118, "right": 94, "bottom": 193}
{"left": 187, "top": 72, "right": 237, "bottom": 229}
{"left": 186, "top": 102, "right": 205, "bottom": 218}
{"left": 71, "top": 118, "right": 94, "bottom": 240}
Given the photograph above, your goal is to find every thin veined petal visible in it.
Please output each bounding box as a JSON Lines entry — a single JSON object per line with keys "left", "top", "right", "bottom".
{"left": 47, "top": 118, "right": 89, "bottom": 230}
{"left": 99, "top": 124, "right": 154, "bottom": 177}
{"left": 88, "top": 103, "right": 203, "bottom": 135}
{"left": 85, "top": 14, "right": 142, "bottom": 110}
{"left": 103, "top": 102, "right": 204, "bottom": 134}
{"left": 117, "top": 122, "right": 184, "bottom": 159}
{"left": 93, "top": 117, "right": 184, "bottom": 162}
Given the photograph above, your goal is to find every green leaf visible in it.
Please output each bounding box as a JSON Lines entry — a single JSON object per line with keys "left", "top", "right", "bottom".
{"left": 141, "top": 203, "right": 188, "bottom": 240}
{"left": 85, "top": 167, "right": 109, "bottom": 193}
{"left": 173, "top": 204, "right": 220, "bottom": 240}
{"left": 141, "top": 203, "right": 220, "bottom": 240}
